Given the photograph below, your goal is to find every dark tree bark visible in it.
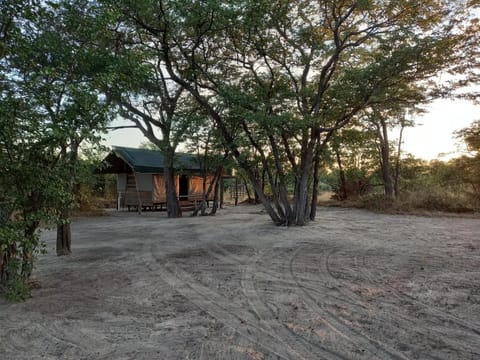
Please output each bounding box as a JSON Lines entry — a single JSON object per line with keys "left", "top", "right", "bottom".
{"left": 252, "top": 167, "right": 260, "bottom": 204}
{"left": 393, "top": 121, "right": 405, "bottom": 198}
{"left": 192, "top": 163, "right": 224, "bottom": 216}
{"left": 200, "top": 174, "right": 208, "bottom": 216}
{"left": 310, "top": 131, "right": 333, "bottom": 220}
{"left": 336, "top": 149, "right": 347, "bottom": 200}
{"left": 268, "top": 134, "right": 294, "bottom": 224}
{"left": 164, "top": 155, "right": 181, "bottom": 218}
{"left": 310, "top": 149, "right": 321, "bottom": 221}
{"left": 56, "top": 207, "right": 71, "bottom": 256}
{"left": 210, "top": 175, "right": 220, "bottom": 215}
{"left": 293, "top": 151, "right": 313, "bottom": 224}
{"left": 378, "top": 119, "right": 394, "bottom": 199}
{"left": 56, "top": 142, "right": 78, "bottom": 256}
{"left": 242, "top": 175, "right": 252, "bottom": 203}
{"left": 219, "top": 177, "right": 224, "bottom": 208}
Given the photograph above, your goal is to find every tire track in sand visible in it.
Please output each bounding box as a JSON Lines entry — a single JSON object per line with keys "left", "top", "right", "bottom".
{"left": 354, "top": 248, "right": 480, "bottom": 357}
{"left": 361, "top": 248, "right": 480, "bottom": 336}
{"left": 323, "top": 247, "right": 459, "bottom": 359}
{"left": 288, "top": 245, "right": 410, "bottom": 360}
{"left": 208, "top": 243, "right": 349, "bottom": 360}
{"left": 145, "top": 240, "right": 301, "bottom": 360}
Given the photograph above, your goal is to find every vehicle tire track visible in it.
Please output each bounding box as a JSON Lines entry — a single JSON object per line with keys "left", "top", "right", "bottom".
{"left": 145, "top": 240, "right": 302, "bottom": 360}
{"left": 355, "top": 248, "right": 480, "bottom": 356}
{"left": 359, "top": 247, "right": 480, "bottom": 336}
{"left": 324, "top": 247, "right": 472, "bottom": 359}
{"left": 288, "top": 245, "right": 411, "bottom": 360}
{"left": 209, "top": 243, "right": 349, "bottom": 360}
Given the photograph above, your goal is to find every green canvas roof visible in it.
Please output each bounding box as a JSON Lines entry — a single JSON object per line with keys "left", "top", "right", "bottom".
{"left": 110, "top": 146, "right": 201, "bottom": 173}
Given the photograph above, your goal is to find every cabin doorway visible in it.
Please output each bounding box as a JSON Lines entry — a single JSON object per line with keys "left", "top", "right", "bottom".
{"left": 179, "top": 175, "right": 189, "bottom": 200}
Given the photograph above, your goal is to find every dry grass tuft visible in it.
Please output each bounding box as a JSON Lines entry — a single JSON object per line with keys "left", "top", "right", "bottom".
{"left": 73, "top": 196, "right": 113, "bottom": 217}
{"left": 320, "top": 191, "right": 479, "bottom": 218}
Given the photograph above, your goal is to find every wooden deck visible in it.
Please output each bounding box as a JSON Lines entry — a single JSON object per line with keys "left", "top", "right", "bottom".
{"left": 124, "top": 194, "right": 211, "bottom": 212}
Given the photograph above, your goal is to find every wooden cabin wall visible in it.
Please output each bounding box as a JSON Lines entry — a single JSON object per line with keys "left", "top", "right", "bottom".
{"left": 153, "top": 174, "right": 216, "bottom": 202}
{"left": 153, "top": 175, "right": 166, "bottom": 203}
{"left": 135, "top": 173, "right": 153, "bottom": 192}
{"left": 122, "top": 173, "right": 139, "bottom": 209}
{"left": 189, "top": 176, "right": 215, "bottom": 201}
{"left": 117, "top": 174, "right": 127, "bottom": 193}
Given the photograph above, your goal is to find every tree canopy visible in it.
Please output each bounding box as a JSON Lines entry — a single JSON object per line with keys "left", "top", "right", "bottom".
{"left": 104, "top": 0, "right": 479, "bottom": 224}
{"left": 0, "top": 0, "right": 111, "bottom": 298}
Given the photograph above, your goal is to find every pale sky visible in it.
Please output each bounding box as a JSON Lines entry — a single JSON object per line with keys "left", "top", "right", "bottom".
{"left": 402, "top": 99, "right": 479, "bottom": 160}
{"left": 103, "top": 98, "right": 480, "bottom": 161}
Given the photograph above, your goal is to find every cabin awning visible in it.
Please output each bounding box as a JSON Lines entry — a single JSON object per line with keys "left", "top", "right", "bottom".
{"left": 100, "top": 146, "right": 202, "bottom": 174}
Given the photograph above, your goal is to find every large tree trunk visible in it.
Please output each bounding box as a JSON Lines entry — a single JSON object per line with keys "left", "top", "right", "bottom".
{"left": 56, "top": 142, "right": 78, "bottom": 256}
{"left": 244, "top": 166, "right": 282, "bottom": 224}
{"left": 164, "top": 162, "right": 182, "bottom": 218}
{"left": 379, "top": 119, "right": 394, "bottom": 199}
{"left": 310, "top": 132, "right": 333, "bottom": 220}
{"left": 310, "top": 148, "right": 322, "bottom": 221}
{"left": 254, "top": 187, "right": 260, "bottom": 204}
{"left": 393, "top": 121, "right": 405, "bottom": 199}
{"left": 192, "top": 164, "right": 223, "bottom": 217}
{"left": 22, "top": 217, "right": 38, "bottom": 276}
{"left": 242, "top": 175, "right": 253, "bottom": 203}
{"left": 210, "top": 175, "right": 220, "bottom": 215}
{"left": 252, "top": 167, "right": 261, "bottom": 204}
{"left": 200, "top": 174, "right": 208, "bottom": 215}
{"left": 56, "top": 207, "right": 71, "bottom": 256}
{"left": 336, "top": 150, "right": 347, "bottom": 200}
{"left": 268, "top": 134, "right": 293, "bottom": 224}
{"left": 220, "top": 177, "right": 224, "bottom": 208}
{"left": 293, "top": 135, "right": 317, "bottom": 225}
{"left": 293, "top": 172, "right": 311, "bottom": 225}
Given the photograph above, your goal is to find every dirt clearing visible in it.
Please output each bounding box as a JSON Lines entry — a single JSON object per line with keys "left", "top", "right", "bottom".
{"left": 1, "top": 205, "right": 479, "bottom": 359}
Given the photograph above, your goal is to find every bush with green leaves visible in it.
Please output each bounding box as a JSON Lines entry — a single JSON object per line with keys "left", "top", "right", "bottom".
{"left": 0, "top": 217, "right": 46, "bottom": 301}
{"left": 0, "top": 223, "right": 30, "bottom": 301}
{"left": 4, "top": 276, "right": 32, "bottom": 302}
{"left": 327, "top": 167, "right": 373, "bottom": 200}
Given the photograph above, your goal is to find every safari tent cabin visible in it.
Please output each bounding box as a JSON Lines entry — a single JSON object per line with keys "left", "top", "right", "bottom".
{"left": 102, "top": 146, "right": 216, "bottom": 210}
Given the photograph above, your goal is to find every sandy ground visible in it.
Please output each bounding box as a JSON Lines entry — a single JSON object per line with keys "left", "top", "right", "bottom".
{"left": 1, "top": 204, "right": 480, "bottom": 360}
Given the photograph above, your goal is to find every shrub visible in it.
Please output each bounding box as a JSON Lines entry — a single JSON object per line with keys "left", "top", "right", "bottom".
{"left": 400, "top": 190, "right": 476, "bottom": 213}
{"left": 329, "top": 168, "right": 372, "bottom": 200}
{"left": 4, "top": 276, "right": 31, "bottom": 302}
{"left": 358, "top": 190, "right": 477, "bottom": 214}
{"left": 0, "top": 219, "right": 44, "bottom": 301}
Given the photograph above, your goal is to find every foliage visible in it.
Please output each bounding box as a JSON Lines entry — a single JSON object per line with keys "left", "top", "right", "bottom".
{"left": 0, "top": 92, "right": 65, "bottom": 292}
{"left": 101, "top": 0, "right": 479, "bottom": 225}
{"left": 359, "top": 190, "right": 476, "bottom": 214}
{"left": 356, "top": 155, "right": 479, "bottom": 214}
{"left": 326, "top": 118, "right": 480, "bottom": 212}
{"left": 456, "top": 120, "right": 480, "bottom": 153}
{"left": 4, "top": 277, "right": 32, "bottom": 302}
{"left": 0, "top": 0, "right": 111, "bottom": 296}
{"left": 330, "top": 168, "right": 372, "bottom": 200}
{"left": 450, "top": 120, "right": 480, "bottom": 204}
{"left": 328, "top": 115, "right": 480, "bottom": 213}
{"left": 74, "top": 153, "right": 115, "bottom": 215}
